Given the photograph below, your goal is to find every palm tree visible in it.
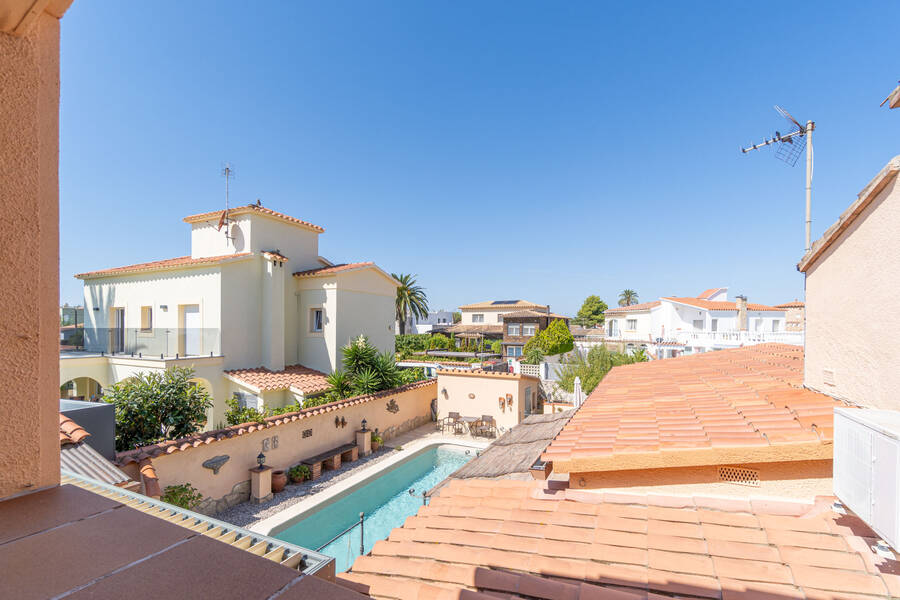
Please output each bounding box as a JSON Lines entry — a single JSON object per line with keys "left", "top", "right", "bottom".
{"left": 618, "top": 289, "right": 639, "bottom": 307}
{"left": 392, "top": 273, "right": 429, "bottom": 335}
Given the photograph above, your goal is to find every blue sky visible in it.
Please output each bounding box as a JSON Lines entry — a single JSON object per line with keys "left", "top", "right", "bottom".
{"left": 59, "top": 2, "right": 899, "bottom": 315}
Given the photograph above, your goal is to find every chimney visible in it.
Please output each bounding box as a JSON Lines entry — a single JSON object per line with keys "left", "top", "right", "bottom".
{"left": 736, "top": 295, "right": 748, "bottom": 331}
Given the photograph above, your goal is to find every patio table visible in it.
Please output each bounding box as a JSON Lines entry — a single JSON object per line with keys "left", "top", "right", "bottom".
{"left": 457, "top": 416, "right": 479, "bottom": 434}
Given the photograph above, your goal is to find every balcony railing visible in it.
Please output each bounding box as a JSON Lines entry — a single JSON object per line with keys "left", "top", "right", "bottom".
{"left": 674, "top": 330, "right": 804, "bottom": 346}
{"left": 79, "top": 327, "right": 221, "bottom": 358}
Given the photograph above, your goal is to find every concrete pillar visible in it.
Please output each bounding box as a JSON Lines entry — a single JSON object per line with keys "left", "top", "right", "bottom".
{"left": 356, "top": 429, "right": 372, "bottom": 457}
{"left": 0, "top": 6, "right": 72, "bottom": 499}
{"left": 249, "top": 466, "right": 273, "bottom": 504}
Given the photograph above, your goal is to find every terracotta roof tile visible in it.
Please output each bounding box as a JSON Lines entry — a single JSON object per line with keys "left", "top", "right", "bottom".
{"left": 501, "top": 309, "right": 569, "bottom": 319}
{"left": 663, "top": 297, "right": 784, "bottom": 311}
{"left": 115, "top": 379, "right": 435, "bottom": 466}
{"left": 224, "top": 364, "right": 331, "bottom": 394}
{"left": 542, "top": 344, "right": 845, "bottom": 472}
{"left": 59, "top": 414, "right": 90, "bottom": 445}
{"left": 292, "top": 262, "right": 378, "bottom": 278}
{"left": 776, "top": 301, "right": 806, "bottom": 308}
{"left": 75, "top": 253, "right": 251, "bottom": 279}
{"left": 697, "top": 287, "right": 726, "bottom": 299}
{"left": 605, "top": 301, "right": 662, "bottom": 314}
{"left": 459, "top": 300, "right": 549, "bottom": 310}
{"left": 261, "top": 250, "right": 289, "bottom": 262}
{"left": 183, "top": 203, "right": 325, "bottom": 233}
{"left": 336, "top": 481, "right": 899, "bottom": 600}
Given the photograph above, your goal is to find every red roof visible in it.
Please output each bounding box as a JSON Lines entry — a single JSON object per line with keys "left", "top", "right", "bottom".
{"left": 183, "top": 203, "right": 325, "bottom": 233}
{"left": 75, "top": 253, "right": 251, "bottom": 279}
{"left": 777, "top": 301, "right": 806, "bottom": 309}
{"left": 542, "top": 344, "right": 843, "bottom": 473}
{"left": 663, "top": 297, "right": 783, "bottom": 311}
{"left": 59, "top": 414, "right": 90, "bottom": 445}
{"left": 697, "top": 287, "right": 725, "bottom": 299}
{"left": 336, "top": 479, "right": 900, "bottom": 600}
{"left": 606, "top": 301, "right": 661, "bottom": 314}
{"left": 293, "top": 262, "right": 376, "bottom": 278}
{"left": 224, "top": 364, "right": 331, "bottom": 394}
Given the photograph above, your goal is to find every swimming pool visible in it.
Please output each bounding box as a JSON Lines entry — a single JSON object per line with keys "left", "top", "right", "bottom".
{"left": 273, "top": 445, "right": 472, "bottom": 573}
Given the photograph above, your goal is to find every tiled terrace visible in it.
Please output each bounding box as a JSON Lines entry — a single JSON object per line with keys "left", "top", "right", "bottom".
{"left": 336, "top": 479, "right": 900, "bottom": 600}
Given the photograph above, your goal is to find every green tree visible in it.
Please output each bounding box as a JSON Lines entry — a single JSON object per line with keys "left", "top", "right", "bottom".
{"left": 554, "top": 345, "right": 647, "bottom": 395}
{"left": 392, "top": 273, "right": 429, "bottom": 335}
{"left": 523, "top": 319, "right": 574, "bottom": 357}
{"left": 429, "top": 333, "right": 450, "bottom": 350}
{"left": 490, "top": 339, "right": 502, "bottom": 354}
{"left": 618, "top": 289, "right": 639, "bottom": 307}
{"left": 452, "top": 312, "right": 461, "bottom": 324}
{"left": 573, "top": 295, "right": 608, "bottom": 327}
{"left": 342, "top": 335, "right": 378, "bottom": 373}
{"left": 103, "top": 367, "right": 212, "bottom": 451}
{"left": 521, "top": 345, "right": 545, "bottom": 365}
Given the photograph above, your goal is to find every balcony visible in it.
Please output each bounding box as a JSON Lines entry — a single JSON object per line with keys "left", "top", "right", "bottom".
{"left": 70, "top": 327, "right": 222, "bottom": 359}
{"left": 674, "top": 329, "right": 804, "bottom": 348}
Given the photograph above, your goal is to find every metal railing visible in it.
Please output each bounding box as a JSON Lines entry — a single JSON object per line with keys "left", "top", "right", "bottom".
{"left": 674, "top": 330, "right": 804, "bottom": 346}
{"left": 316, "top": 512, "right": 364, "bottom": 556}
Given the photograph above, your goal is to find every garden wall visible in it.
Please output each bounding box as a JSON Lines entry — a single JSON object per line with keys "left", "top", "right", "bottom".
{"left": 117, "top": 380, "right": 436, "bottom": 514}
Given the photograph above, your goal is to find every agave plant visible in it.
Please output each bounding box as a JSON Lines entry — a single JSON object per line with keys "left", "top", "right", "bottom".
{"left": 352, "top": 368, "right": 381, "bottom": 396}
{"left": 371, "top": 351, "right": 400, "bottom": 390}
{"left": 326, "top": 369, "right": 352, "bottom": 399}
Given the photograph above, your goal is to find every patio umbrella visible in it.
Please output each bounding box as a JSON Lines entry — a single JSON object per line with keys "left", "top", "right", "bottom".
{"left": 573, "top": 376, "right": 583, "bottom": 408}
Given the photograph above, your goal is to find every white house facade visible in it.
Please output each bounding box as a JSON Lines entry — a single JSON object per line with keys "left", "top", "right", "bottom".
{"left": 605, "top": 287, "right": 802, "bottom": 358}
{"left": 61, "top": 203, "right": 399, "bottom": 426}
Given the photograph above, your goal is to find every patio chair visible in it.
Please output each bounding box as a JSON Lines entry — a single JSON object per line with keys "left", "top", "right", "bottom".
{"left": 473, "top": 415, "right": 497, "bottom": 438}
{"left": 441, "top": 412, "right": 462, "bottom": 434}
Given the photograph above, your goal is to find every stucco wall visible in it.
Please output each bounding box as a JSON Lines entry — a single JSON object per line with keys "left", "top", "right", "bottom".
{"left": 436, "top": 372, "right": 539, "bottom": 433}
{"left": 0, "top": 14, "right": 61, "bottom": 498}
{"left": 804, "top": 175, "right": 900, "bottom": 408}
{"left": 130, "top": 381, "right": 436, "bottom": 514}
{"left": 571, "top": 459, "right": 833, "bottom": 499}
{"left": 220, "top": 258, "right": 263, "bottom": 369}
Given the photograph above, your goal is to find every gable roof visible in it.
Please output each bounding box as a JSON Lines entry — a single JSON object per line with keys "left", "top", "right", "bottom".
{"left": 776, "top": 300, "right": 805, "bottom": 309}
{"left": 799, "top": 155, "right": 900, "bottom": 272}
{"left": 663, "top": 297, "right": 783, "bottom": 311}
{"left": 292, "top": 262, "right": 400, "bottom": 286}
{"left": 224, "top": 364, "right": 331, "bottom": 395}
{"left": 697, "top": 287, "right": 726, "bottom": 299}
{"left": 183, "top": 204, "right": 325, "bottom": 233}
{"left": 336, "top": 479, "right": 900, "bottom": 600}
{"left": 501, "top": 309, "right": 569, "bottom": 320}
{"left": 75, "top": 253, "right": 252, "bottom": 279}
{"left": 605, "top": 300, "right": 661, "bottom": 314}
{"left": 459, "top": 300, "right": 548, "bottom": 310}
{"left": 542, "top": 344, "right": 844, "bottom": 473}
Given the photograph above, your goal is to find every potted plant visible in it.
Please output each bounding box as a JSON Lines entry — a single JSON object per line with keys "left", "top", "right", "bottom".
{"left": 371, "top": 432, "right": 383, "bottom": 451}
{"left": 271, "top": 470, "right": 287, "bottom": 493}
{"left": 288, "top": 464, "right": 310, "bottom": 483}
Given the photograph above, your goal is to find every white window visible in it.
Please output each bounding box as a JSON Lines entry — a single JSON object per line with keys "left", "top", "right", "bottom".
{"left": 522, "top": 324, "right": 536, "bottom": 336}
{"left": 626, "top": 319, "right": 637, "bottom": 331}
{"left": 692, "top": 319, "right": 703, "bottom": 331}
{"left": 608, "top": 321, "right": 619, "bottom": 336}
{"left": 497, "top": 315, "right": 503, "bottom": 323}
{"left": 771, "top": 319, "right": 781, "bottom": 332}
{"left": 507, "top": 324, "right": 520, "bottom": 336}
{"left": 507, "top": 346, "right": 522, "bottom": 357}
{"left": 140, "top": 306, "right": 152, "bottom": 331}
{"left": 472, "top": 314, "right": 484, "bottom": 323}
{"left": 711, "top": 319, "right": 718, "bottom": 332}
{"left": 310, "top": 308, "right": 323, "bottom": 332}
{"left": 754, "top": 318, "right": 763, "bottom": 332}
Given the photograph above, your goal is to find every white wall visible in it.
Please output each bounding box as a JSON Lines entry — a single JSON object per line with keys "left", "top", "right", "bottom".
{"left": 219, "top": 259, "right": 263, "bottom": 369}
{"left": 461, "top": 307, "right": 519, "bottom": 324}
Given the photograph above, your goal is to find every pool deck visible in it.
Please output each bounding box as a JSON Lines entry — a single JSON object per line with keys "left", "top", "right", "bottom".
{"left": 250, "top": 423, "right": 491, "bottom": 536}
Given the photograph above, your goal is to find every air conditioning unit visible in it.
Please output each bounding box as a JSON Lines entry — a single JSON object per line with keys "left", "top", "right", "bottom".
{"left": 834, "top": 407, "right": 900, "bottom": 550}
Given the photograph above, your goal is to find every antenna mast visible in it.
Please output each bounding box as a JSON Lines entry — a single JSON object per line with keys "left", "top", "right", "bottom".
{"left": 740, "top": 106, "right": 815, "bottom": 252}
{"left": 221, "top": 163, "right": 235, "bottom": 240}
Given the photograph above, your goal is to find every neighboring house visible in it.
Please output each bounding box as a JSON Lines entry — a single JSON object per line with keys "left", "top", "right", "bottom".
{"left": 436, "top": 369, "right": 543, "bottom": 433}
{"left": 800, "top": 154, "right": 900, "bottom": 409}
{"left": 62, "top": 203, "right": 399, "bottom": 425}
{"left": 604, "top": 287, "right": 798, "bottom": 358}
{"left": 446, "top": 299, "right": 550, "bottom": 343}
{"left": 500, "top": 309, "right": 569, "bottom": 360}
{"left": 60, "top": 303, "right": 83, "bottom": 326}
{"left": 397, "top": 310, "right": 454, "bottom": 335}
{"left": 776, "top": 300, "right": 805, "bottom": 332}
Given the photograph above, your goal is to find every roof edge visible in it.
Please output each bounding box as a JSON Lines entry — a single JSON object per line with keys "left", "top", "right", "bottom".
{"left": 798, "top": 155, "right": 900, "bottom": 272}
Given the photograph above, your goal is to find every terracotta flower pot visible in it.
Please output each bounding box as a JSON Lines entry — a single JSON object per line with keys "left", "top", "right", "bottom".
{"left": 271, "top": 470, "right": 287, "bottom": 493}
{"left": 372, "top": 440, "right": 381, "bottom": 451}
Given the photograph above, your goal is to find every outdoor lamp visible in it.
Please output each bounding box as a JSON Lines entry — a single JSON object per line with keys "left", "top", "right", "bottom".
{"left": 256, "top": 452, "right": 266, "bottom": 468}
{"left": 361, "top": 418, "right": 368, "bottom": 432}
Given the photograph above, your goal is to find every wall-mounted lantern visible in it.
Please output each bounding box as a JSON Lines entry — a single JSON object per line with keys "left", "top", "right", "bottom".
{"left": 335, "top": 416, "right": 347, "bottom": 428}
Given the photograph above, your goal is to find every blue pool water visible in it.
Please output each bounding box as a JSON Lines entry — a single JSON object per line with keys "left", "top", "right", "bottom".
{"left": 274, "top": 445, "right": 472, "bottom": 573}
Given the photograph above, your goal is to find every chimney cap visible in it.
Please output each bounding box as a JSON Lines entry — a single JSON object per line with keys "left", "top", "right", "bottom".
{"left": 736, "top": 295, "right": 747, "bottom": 301}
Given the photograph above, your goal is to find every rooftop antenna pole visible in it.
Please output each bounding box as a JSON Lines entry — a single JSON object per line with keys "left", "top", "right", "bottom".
{"left": 221, "top": 163, "right": 235, "bottom": 240}
{"left": 740, "top": 106, "right": 815, "bottom": 252}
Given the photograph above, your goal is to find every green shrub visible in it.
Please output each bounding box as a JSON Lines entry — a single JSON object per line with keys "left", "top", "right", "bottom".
{"left": 554, "top": 345, "right": 647, "bottom": 394}
{"left": 428, "top": 333, "right": 450, "bottom": 350}
{"left": 523, "top": 319, "right": 574, "bottom": 358}
{"left": 162, "top": 483, "right": 203, "bottom": 510}
{"left": 395, "top": 334, "right": 430, "bottom": 353}
{"left": 490, "top": 340, "right": 502, "bottom": 354}
{"left": 288, "top": 464, "right": 311, "bottom": 482}
{"left": 224, "top": 395, "right": 267, "bottom": 426}
{"left": 103, "top": 367, "right": 212, "bottom": 451}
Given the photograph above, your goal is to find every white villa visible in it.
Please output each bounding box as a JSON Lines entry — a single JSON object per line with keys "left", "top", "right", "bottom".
{"left": 605, "top": 287, "right": 802, "bottom": 358}
{"left": 60, "top": 203, "right": 399, "bottom": 426}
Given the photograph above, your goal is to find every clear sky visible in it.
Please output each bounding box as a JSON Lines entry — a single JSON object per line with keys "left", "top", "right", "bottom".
{"left": 59, "top": 2, "right": 899, "bottom": 315}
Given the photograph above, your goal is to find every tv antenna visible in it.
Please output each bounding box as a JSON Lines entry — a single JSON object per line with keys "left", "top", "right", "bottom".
{"left": 219, "top": 163, "right": 235, "bottom": 240}
{"left": 741, "top": 106, "right": 815, "bottom": 252}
